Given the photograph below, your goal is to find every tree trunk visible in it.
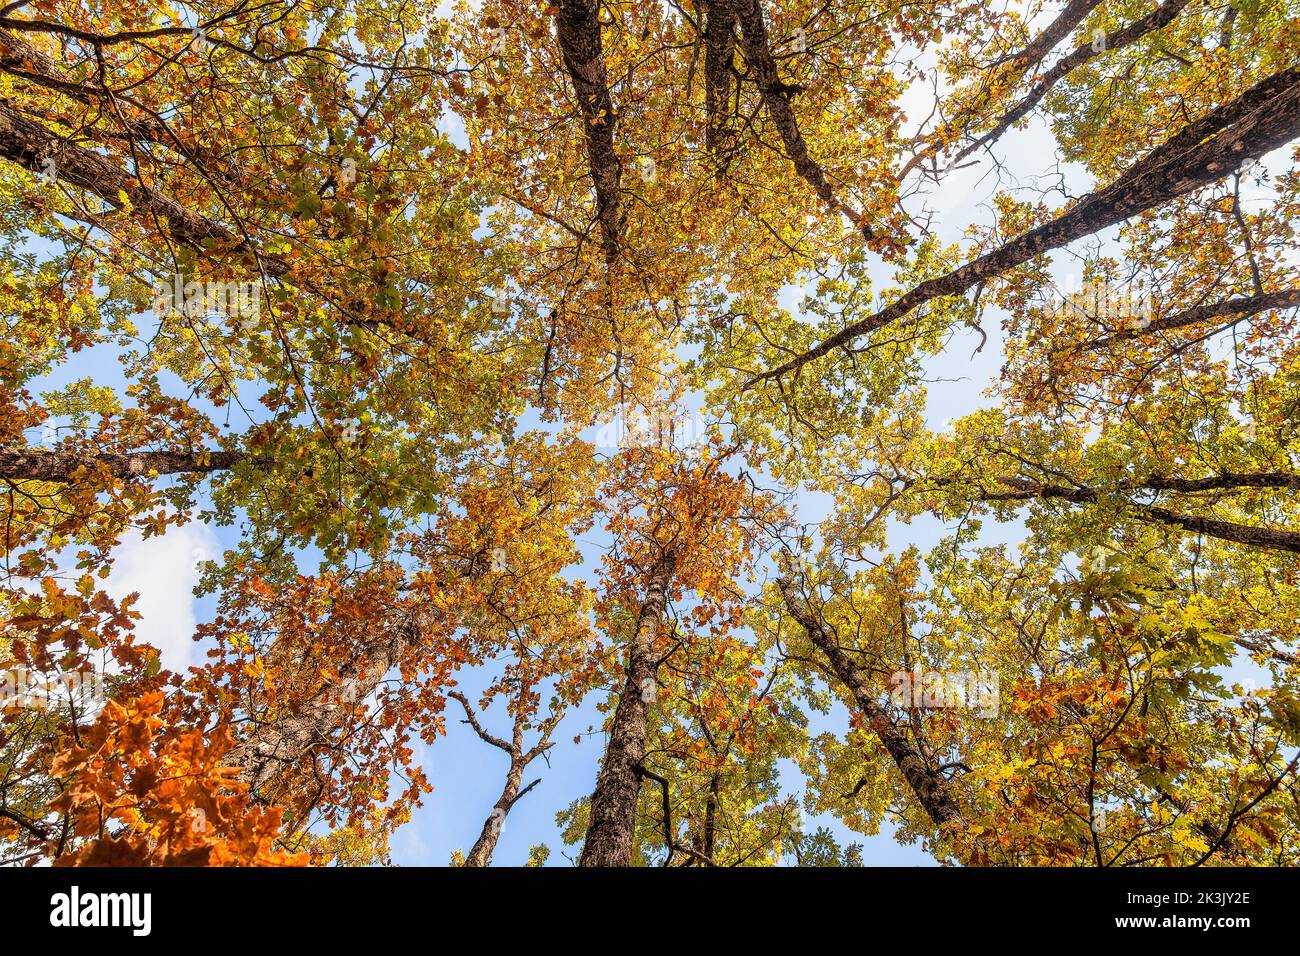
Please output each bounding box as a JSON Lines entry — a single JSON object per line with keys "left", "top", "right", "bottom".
{"left": 703, "top": 773, "right": 719, "bottom": 861}
{"left": 579, "top": 552, "right": 677, "bottom": 866}
{"left": 227, "top": 614, "right": 422, "bottom": 796}
{"left": 702, "top": 1, "right": 738, "bottom": 155}
{"left": 778, "top": 575, "right": 962, "bottom": 826}
{"left": 555, "top": 0, "right": 622, "bottom": 264}
{"left": 464, "top": 758, "right": 525, "bottom": 867}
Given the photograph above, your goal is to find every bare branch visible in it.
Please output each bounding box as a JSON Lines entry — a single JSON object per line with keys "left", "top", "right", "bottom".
{"left": 448, "top": 691, "right": 516, "bottom": 755}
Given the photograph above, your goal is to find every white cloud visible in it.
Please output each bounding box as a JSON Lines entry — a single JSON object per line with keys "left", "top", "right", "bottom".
{"left": 105, "top": 522, "right": 219, "bottom": 674}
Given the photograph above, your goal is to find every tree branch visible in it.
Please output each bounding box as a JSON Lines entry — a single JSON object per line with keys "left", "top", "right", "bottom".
{"left": 448, "top": 690, "right": 516, "bottom": 755}
{"left": 1078, "top": 288, "right": 1300, "bottom": 351}
{"left": 727, "top": 0, "right": 868, "bottom": 234}
{"left": 0, "top": 447, "right": 245, "bottom": 483}
{"left": 747, "top": 66, "right": 1300, "bottom": 388}
{"left": 0, "top": 101, "right": 281, "bottom": 273}
{"left": 777, "top": 569, "right": 963, "bottom": 826}
{"left": 952, "top": 0, "right": 1191, "bottom": 166}
{"left": 901, "top": 0, "right": 1103, "bottom": 178}
{"left": 946, "top": 474, "right": 1300, "bottom": 554}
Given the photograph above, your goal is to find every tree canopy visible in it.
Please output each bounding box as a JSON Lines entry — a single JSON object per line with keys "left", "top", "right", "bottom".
{"left": 1, "top": 0, "right": 1298, "bottom": 866}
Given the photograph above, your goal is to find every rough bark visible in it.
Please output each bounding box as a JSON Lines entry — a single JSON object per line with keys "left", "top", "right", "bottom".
{"left": 1079, "top": 287, "right": 1300, "bottom": 351}
{"left": 965, "top": 471, "right": 1300, "bottom": 497}
{"left": 228, "top": 612, "right": 425, "bottom": 795}
{"left": 579, "top": 551, "right": 677, "bottom": 866}
{"left": 464, "top": 758, "right": 530, "bottom": 867}
{"left": 0, "top": 447, "right": 244, "bottom": 482}
{"left": 701, "top": 1, "right": 739, "bottom": 155}
{"left": 748, "top": 66, "right": 1300, "bottom": 388}
{"left": 1141, "top": 506, "right": 1300, "bottom": 554}
{"left": 999, "top": 0, "right": 1104, "bottom": 76}
{"left": 702, "top": 772, "right": 719, "bottom": 861}
{"left": 1132, "top": 472, "right": 1300, "bottom": 493}
{"left": 949, "top": 474, "right": 1300, "bottom": 554}
{"left": 777, "top": 574, "right": 962, "bottom": 826}
{"left": 726, "top": 0, "right": 865, "bottom": 230}
{"left": 0, "top": 101, "right": 281, "bottom": 273}
{"left": 953, "top": 0, "right": 1191, "bottom": 165}
{"left": 555, "top": 0, "right": 622, "bottom": 264}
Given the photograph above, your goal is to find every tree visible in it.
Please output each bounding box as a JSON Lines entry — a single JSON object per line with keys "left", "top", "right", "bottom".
{"left": 2, "top": 0, "right": 1298, "bottom": 867}
{"left": 577, "top": 438, "right": 779, "bottom": 866}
